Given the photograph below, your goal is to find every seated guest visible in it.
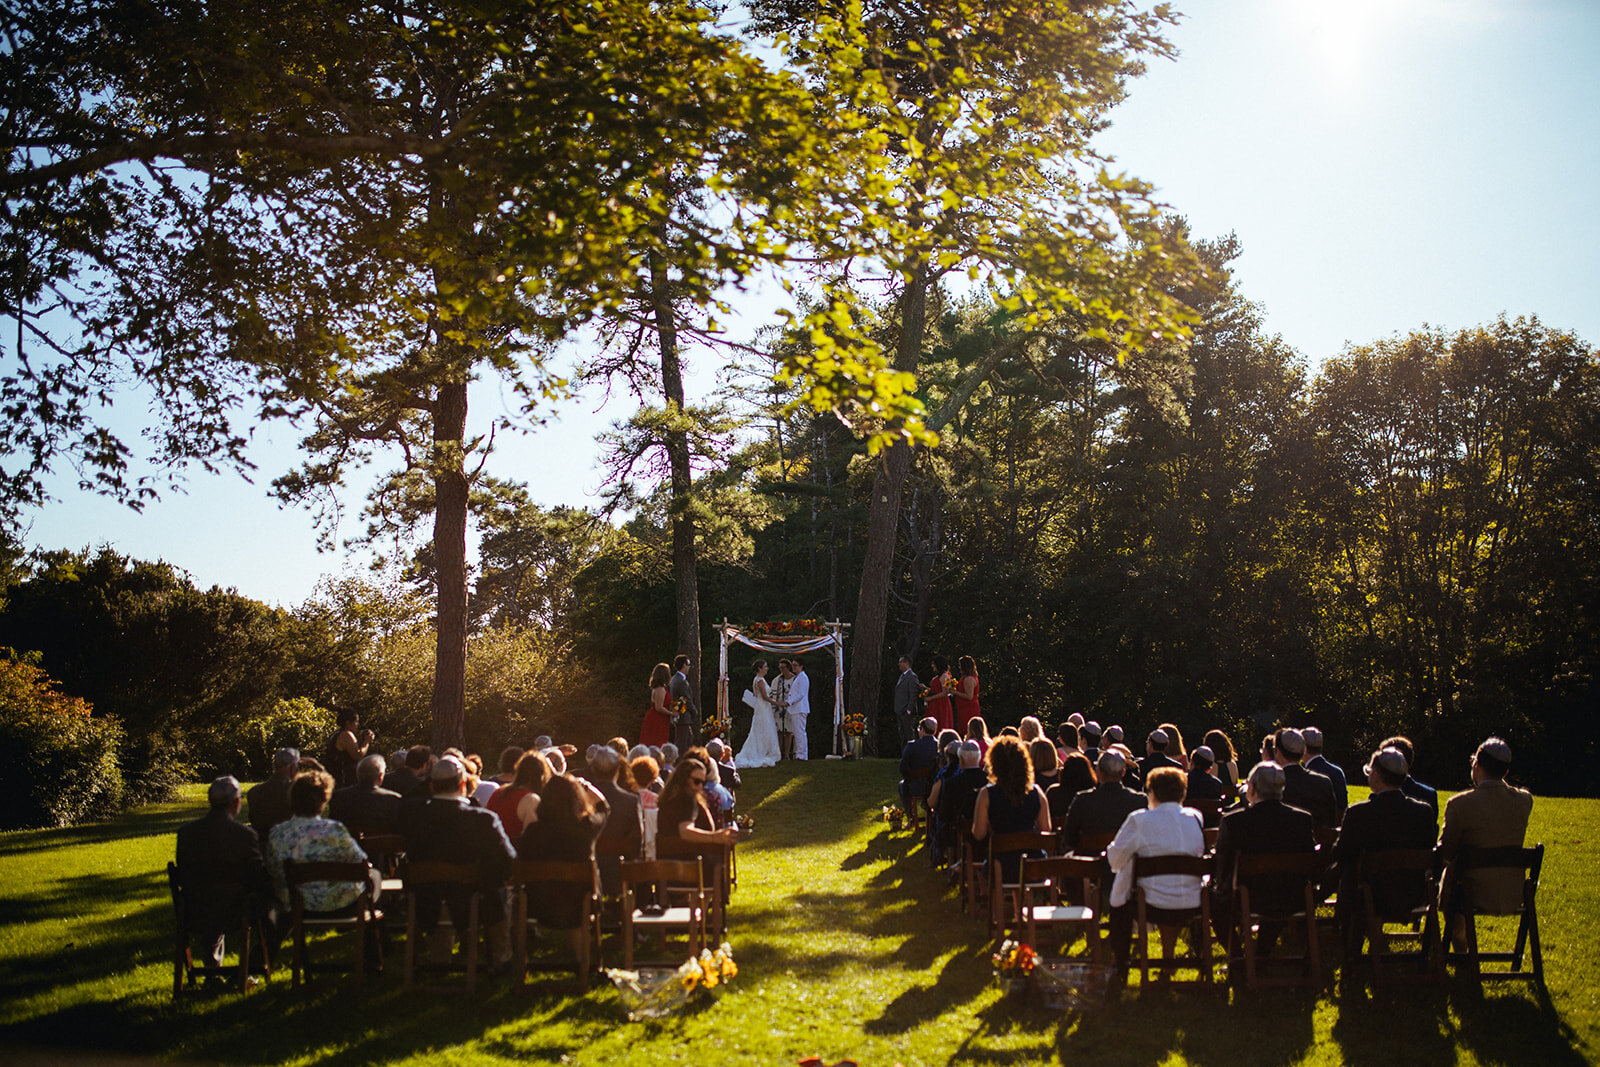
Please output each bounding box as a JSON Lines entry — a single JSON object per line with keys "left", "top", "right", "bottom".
{"left": 1110, "top": 740, "right": 1141, "bottom": 790}
{"left": 1057, "top": 720, "right": 1081, "bottom": 764}
{"left": 1203, "top": 729, "right": 1242, "bottom": 799}
{"left": 1157, "top": 722, "right": 1190, "bottom": 770}
{"left": 588, "top": 747, "right": 644, "bottom": 891}
{"left": 656, "top": 756, "right": 739, "bottom": 880}
{"left": 1018, "top": 716, "right": 1044, "bottom": 744}
{"left": 383, "top": 746, "right": 434, "bottom": 798}
{"left": 247, "top": 748, "right": 299, "bottom": 840}
{"left": 1139, "top": 728, "right": 1183, "bottom": 778}
{"left": 1327, "top": 747, "right": 1436, "bottom": 954}
{"left": 1211, "top": 762, "right": 1315, "bottom": 953}
{"left": 516, "top": 772, "right": 610, "bottom": 976}
{"left": 1106, "top": 767, "right": 1205, "bottom": 979}
{"left": 970, "top": 736, "right": 1051, "bottom": 881}
{"left": 932, "top": 741, "right": 987, "bottom": 862}
{"left": 607, "top": 736, "right": 630, "bottom": 758}
{"left": 486, "top": 750, "right": 551, "bottom": 841}
{"left": 627, "top": 753, "right": 662, "bottom": 858}
{"left": 175, "top": 776, "right": 279, "bottom": 972}
{"left": 1185, "top": 745, "right": 1226, "bottom": 824}
{"left": 1438, "top": 737, "right": 1533, "bottom": 948}
{"left": 965, "top": 717, "right": 992, "bottom": 760}
{"left": 1273, "top": 728, "right": 1340, "bottom": 830}
{"left": 1061, "top": 750, "right": 1144, "bottom": 855}
{"left": 705, "top": 738, "right": 741, "bottom": 793}
{"left": 541, "top": 747, "right": 568, "bottom": 776}
{"left": 702, "top": 757, "right": 736, "bottom": 823}
{"left": 899, "top": 717, "right": 941, "bottom": 817}
{"left": 328, "top": 754, "right": 402, "bottom": 834}
{"left": 1078, "top": 720, "right": 1103, "bottom": 765}
{"left": 658, "top": 743, "right": 679, "bottom": 779}
{"left": 1381, "top": 735, "right": 1438, "bottom": 823}
{"left": 1048, "top": 751, "right": 1098, "bottom": 827}
{"left": 1302, "top": 727, "right": 1348, "bottom": 819}
{"left": 266, "top": 771, "right": 379, "bottom": 922}
{"left": 403, "top": 756, "right": 517, "bottom": 967}
{"left": 1030, "top": 739, "right": 1061, "bottom": 793}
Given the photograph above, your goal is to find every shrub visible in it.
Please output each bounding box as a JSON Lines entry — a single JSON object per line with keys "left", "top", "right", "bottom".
{"left": 194, "top": 696, "right": 337, "bottom": 781}
{"left": 0, "top": 648, "right": 124, "bottom": 829}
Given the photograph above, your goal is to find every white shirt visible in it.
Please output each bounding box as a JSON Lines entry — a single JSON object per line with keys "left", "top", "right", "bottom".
{"left": 1106, "top": 802, "right": 1205, "bottom": 908}
{"left": 787, "top": 670, "right": 811, "bottom": 716}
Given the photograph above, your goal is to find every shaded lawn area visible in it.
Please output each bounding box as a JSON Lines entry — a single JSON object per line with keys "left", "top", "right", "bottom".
{"left": 0, "top": 761, "right": 1594, "bottom": 1066}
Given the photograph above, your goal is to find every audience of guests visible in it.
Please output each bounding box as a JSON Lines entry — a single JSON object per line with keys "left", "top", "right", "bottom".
{"left": 1139, "top": 728, "right": 1183, "bottom": 779}
{"left": 1210, "top": 761, "right": 1316, "bottom": 955}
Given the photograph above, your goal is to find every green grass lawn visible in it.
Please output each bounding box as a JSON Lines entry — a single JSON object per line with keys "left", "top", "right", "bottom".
{"left": 0, "top": 761, "right": 1594, "bottom": 1066}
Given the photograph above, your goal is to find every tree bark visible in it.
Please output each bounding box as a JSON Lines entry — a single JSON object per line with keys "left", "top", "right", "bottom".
{"left": 430, "top": 374, "right": 470, "bottom": 749}
{"left": 848, "top": 258, "right": 930, "bottom": 756}
{"left": 650, "top": 249, "right": 702, "bottom": 704}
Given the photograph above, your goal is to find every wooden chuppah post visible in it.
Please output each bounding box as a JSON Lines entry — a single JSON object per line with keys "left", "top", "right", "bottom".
{"left": 717, "top": 619, "right": 731, "bottom": 742}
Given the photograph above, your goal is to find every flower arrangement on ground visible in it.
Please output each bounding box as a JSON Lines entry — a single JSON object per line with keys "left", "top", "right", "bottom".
{"left": 841, "top": 710, "right": 867, "bottom": 737}
{"left": 992, "top": 939, "right": 1037, "bottom": 980}
{"left": 881, "top": 803, "right": 904, "bottom": 829}
{"left": 605, "top": 943, "right": 737, "bottom": 1020}
{"left": 703, "top": 707, "right": 731, "bottom": 739}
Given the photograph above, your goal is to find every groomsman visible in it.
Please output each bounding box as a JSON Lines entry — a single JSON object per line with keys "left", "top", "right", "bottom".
{"left": 894, "top": 655, "right": 921, "bottom": 747}
{"left": 669, "top": 654, "right": 701, "bottom": 752}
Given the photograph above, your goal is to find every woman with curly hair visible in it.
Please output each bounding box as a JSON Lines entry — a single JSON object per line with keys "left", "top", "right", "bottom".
{"left": 971, "top": 735, "right": 1050, "bottom": 880}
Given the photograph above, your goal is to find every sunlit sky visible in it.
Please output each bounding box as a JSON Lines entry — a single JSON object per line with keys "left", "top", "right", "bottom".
{"left": 17, "top": 0, "right": 1600, "bottom": 607}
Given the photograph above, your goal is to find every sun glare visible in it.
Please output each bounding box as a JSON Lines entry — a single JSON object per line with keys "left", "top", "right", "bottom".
{"left": 1281, "top": 0, "right": 1410, "bottom": 90}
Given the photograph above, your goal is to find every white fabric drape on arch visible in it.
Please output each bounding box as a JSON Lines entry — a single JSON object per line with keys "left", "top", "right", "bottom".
{"left": 716, "top": 622, "right": 847, "bottom": 756}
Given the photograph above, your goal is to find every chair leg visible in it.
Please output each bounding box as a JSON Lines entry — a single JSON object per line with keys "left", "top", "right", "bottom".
{"left": 404, "top": 895, "right": 418, "bottom": 990}
{"left": 1527, "top": 901, "right": 1543, "bottom": 982}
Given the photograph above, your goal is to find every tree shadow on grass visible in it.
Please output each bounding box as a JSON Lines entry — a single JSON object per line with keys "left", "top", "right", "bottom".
{"left": 1448, "top": 982, "right": 1590, "bottom": 1067}
{"left": 0, "top": 871, "right": 170, "bottom": 1003}
{"left": 0, "top": 805, "right": 193, "bottom": 858}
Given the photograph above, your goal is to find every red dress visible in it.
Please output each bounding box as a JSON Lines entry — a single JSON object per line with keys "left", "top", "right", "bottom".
{"left": 926, "top": 671, "right": 954, "bottom": 733}
{"left": 640, "top": 687, "right": 673, "bottom": 747}
{"left": 953, "top": 672, "right": 981, "bottom": 734}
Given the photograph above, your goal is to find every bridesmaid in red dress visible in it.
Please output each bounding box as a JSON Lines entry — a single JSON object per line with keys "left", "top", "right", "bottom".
{"left": 953, "top": 655, "right": 981, "bottom": 734}
{"left": 925, "top": 655, "right": 954, "bottom": 733}
{"left": 640, "top": 662, "right": 675, "bottom": 747}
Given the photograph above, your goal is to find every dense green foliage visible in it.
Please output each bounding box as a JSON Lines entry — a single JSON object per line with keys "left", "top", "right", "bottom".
{"left": 0, "top": 768, "right": 1595, "bottom": 1064}
{"left": 0, "top": 649, "right": 123, "bottom": 830}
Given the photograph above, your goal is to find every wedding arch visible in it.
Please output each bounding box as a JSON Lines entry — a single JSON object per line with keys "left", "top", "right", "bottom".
{"left": 715, "top": 619, "right": 851, "bottom": 756}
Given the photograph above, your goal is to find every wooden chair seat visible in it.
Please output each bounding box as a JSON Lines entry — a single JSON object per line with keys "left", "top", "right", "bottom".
{"left": 1358, "top": 848, "right": 1444, "bottom": 986}
{"left": 619, "top": 858, "right": 708, "bottom": 968}
{"left": 284, "top": 859, "right": 382, "bottom": 989}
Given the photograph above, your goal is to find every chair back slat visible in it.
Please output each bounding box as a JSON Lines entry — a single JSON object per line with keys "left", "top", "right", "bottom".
{"left": 1020, "top": 855, "right": 1100, "bottom": 883}
{"left": 401, "top": 860, "right": 480, "bottom": 886}
{"left": 990, "top": 830, "right": 1057, "bottom": 856}
{"left": 1133, "top": 853, "right": 1209, "bottom": 880}
{"left": 286, "top": 860, "right": 372, "bottom": 885}
{"left": 1460, "top": 843, "right": 1542, "bottom": 876}
{"left": 1074, "top": 832, "right": 1115, "bottom": 857}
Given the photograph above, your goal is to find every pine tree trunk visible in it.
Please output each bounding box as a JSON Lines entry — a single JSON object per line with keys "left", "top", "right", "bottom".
{"left": 431, "top": 375, "right": 470, "bottom": 750}
{"left": 848, "top": 258, "right": 930, "bottom": 757}
{"left": 650, "top": 250, "right": 702, "bottom": 709}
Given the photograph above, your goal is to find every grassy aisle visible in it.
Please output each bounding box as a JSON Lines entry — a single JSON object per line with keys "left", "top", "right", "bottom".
{"left": 1, "top": 761, "right": 1595, "bottom": 1065}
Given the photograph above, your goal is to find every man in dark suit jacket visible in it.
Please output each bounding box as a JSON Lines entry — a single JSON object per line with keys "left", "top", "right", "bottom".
{"left": 1274, "top": 729, "right": 1340, "bottom": 830}
{"left": 1302, "top": 727, "right": 1348, "bottom": 819}
{"left": 175, "top": 776, "right": 279, "bottom": 969}
{"left": 401, "top": 756, "right": 517, "bottom": 966}
{"left": 893, "top": 656, "right": 921, "bottom": 747}
{"left": 245, "top": 748, "right": 299, "bottom": 840}
{"left": 1138, "top": 728, "right": 1183, "bottom": 779}
{"left": 1327, "top": 747, "right": 1437, "bottom": 953}
{"left": 1381, "top": 735, "right": 1439, "bottom": 824}
{"left": 1062, "top": 751, "right": 1146, "bottom": 854}
{"left": 1185, "top": 745, "right": 1227, "bottom": 824}
{"left": 705, "top": 738, "right": 741, "bottom": 793}
{"left": 587, "top": 747, "right": 644, "bottom": 895}
{"left": 1212, "top": 761, "right": 1317, "bottom": 948}
{"left": 1077, "top": 721, "right": 1103, "bottom": 767}
{"left": 382, "top": 745, "right": 435, "bottom": 798}
{"left": 899, "top": 717, "right": 941, "bottom": 812}
{"left": 328, "top": 754, "right": 402, "bottom": 833}
{"left": 669, "top": 653, "right": 701, "bottom": 751}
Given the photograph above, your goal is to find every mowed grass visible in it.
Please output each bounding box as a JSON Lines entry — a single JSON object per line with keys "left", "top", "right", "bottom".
{"left": 0, "top": 762, "right": 1594, "bottom": 1066}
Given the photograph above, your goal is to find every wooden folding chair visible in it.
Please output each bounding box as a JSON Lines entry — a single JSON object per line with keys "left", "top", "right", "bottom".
{"left": 656, "top": 838, "right": 730, "bottom": 944}
{"left": 619, "top": 858, "right": 708, "bottom": 968}
{"left": 167, "top": 862, "right": 269, "bottom": 998}
{"left": 1454, "top": 843, "right": 1544, "bottom": 985}
{"left": 1358, "top": 848, "right": 1444, "bottom": 985}
{"left": 401, "top": 860, "right": 484, "bottom": 993}
{"left": 988, "top": 831, "right": 1058, "bottom": 936}
{"left": 284, "top": 860, "right": 382, "bottom": 989}
{"left": 960, "top": 819, "right": 988, "bottom": 917}
{"left": 1019, "top": 856, "right": 1102, "bottom": 963}
{"left": 902, "top": 766, "right": 934, "bottom": 833}
{"left": 510, "top": 859, "right": 603, "bottom": 991}
{"left": 1189, "top": 798, "right": 1223, "bottom": 828}
{"left": 1071, "top": 831, "right": 1116, "bottom": 858}
{"left": 1231, "top": 852, "right": 1323, "bottom": 989}
{"left": 1132, "top": 854, "right": 1216, "bottom": 986}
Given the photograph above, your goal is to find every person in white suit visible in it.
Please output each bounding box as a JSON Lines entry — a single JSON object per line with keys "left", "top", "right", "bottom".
{"left": 785, "top": 660, "right": 811, "bottom": 761}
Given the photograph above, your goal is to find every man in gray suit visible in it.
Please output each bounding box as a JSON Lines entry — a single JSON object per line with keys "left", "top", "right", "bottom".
{"left": 893, "top": 655, "right": 921, "bottom": 747}
{"left": 669, "top": 653, "right": 701, "bottom": 751}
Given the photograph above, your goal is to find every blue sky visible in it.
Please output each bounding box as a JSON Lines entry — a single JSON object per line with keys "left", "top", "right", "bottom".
{"left": 17, "top": 0, "right": 1600, "bottom": 607}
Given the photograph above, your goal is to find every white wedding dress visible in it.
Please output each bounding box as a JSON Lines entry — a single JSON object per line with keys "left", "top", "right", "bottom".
{"left": 735, "top": 682, "right": 782, "bottom": 768}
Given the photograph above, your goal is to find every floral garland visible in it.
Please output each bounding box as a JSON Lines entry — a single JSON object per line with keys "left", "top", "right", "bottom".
{"left": 742, "top": 618, "right": 827, "bottom": 638}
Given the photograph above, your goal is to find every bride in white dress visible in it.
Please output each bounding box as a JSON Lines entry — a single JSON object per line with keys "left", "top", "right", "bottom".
{"left": 735, "top": 660, "right": 782, "bottom": 769}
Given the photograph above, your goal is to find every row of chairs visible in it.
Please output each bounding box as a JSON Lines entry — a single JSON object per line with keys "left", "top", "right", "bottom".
{"left": 169, "top": 837, "right": 735, "bottom": 998}
{"left": 950, "top": 821, "right": 1543, "bottom": 990}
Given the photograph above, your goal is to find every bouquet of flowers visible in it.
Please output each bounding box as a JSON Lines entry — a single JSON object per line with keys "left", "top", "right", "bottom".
{"left": 882, "top": 803, "right": 904, "bottom": 829}
{"left": 605, "top": 943, "right": 738, "bottom": 1020}
{"left": 992, "top": 939, "right": 1038, "bottom": 981}
{"left": 842, "top": 711, "right": 867, "bottom": 737}
{"left": 703, "top": 707, "right": 732, "bottom": 739}
{"left": 670, "top": 696, "right": 689, "bottom": 723}
{"left": 735, "top": 814, "right": 754, "bottom": 835}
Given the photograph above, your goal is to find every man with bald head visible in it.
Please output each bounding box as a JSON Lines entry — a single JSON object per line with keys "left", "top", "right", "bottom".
{"left": 1061, "top": 750, "right": 1146, "bottom": 855}
{"left": 1438, "top": 737, "right": 1533, "bottom": 947}
{"left": 1212, "top": 761, "right": 1318, "bottom": 954}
